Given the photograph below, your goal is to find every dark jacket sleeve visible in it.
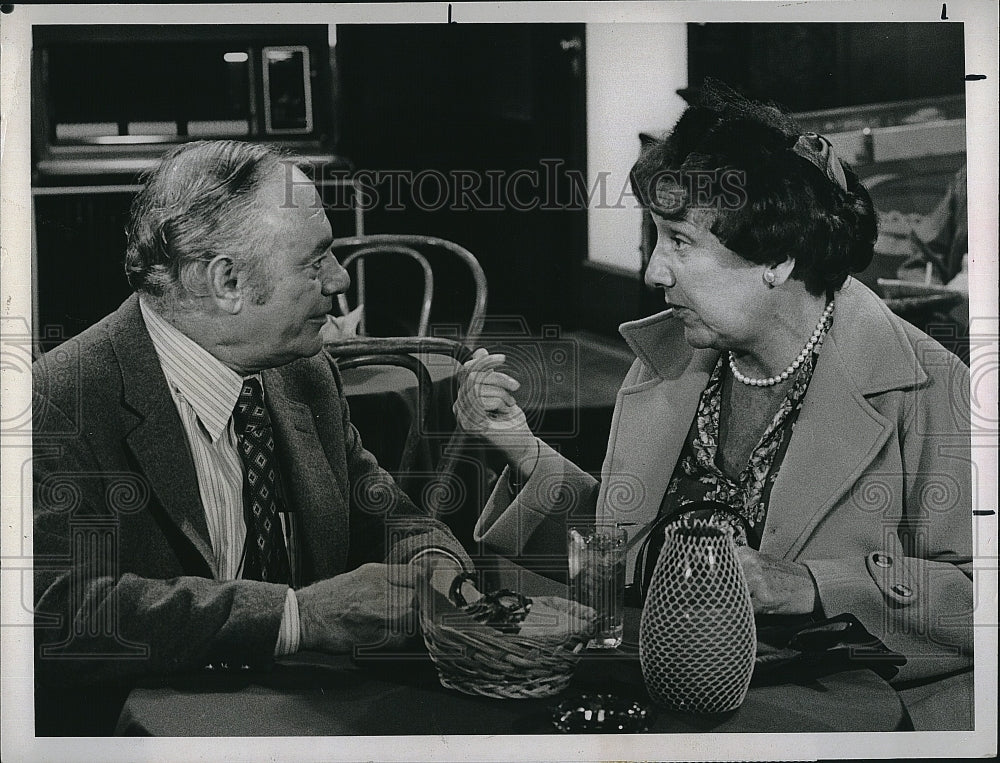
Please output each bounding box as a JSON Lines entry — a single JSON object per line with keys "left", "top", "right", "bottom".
{"left": 32, "top": 394, "right": 288, "bottom": 687}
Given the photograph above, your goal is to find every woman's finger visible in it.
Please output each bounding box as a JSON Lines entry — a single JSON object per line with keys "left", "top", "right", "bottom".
{"left": 475, "top": 388, "right": 517, "bottom": 407}
{"left": 466, "top": 369, "right": 520, "bottom": 395}
{"left": 466, "top": 370, "right": 518, "bottom": 399}
{"left": 479, "top": 396, "right": 506, "bottom": 412}
{"left": 465, "top": 352, "right": 505, "bottom": 371}
{"left": 458, "top": 353, "right": 506, "bottom": 387}
{"left": 484, "top": 370, "right": 521, "bottom": 392}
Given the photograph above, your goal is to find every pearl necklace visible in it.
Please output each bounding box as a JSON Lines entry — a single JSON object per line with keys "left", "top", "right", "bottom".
{"left": 729, "top": 299, "right": 835, "bottom": 387}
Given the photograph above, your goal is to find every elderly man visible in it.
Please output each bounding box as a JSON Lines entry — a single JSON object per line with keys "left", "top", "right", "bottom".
{"left": 32, "top": 140, "right": 473, "bottom": 735}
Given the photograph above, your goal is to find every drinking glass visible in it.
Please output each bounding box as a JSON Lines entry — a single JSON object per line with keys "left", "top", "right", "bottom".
{"left": 567, "top": 522, "right": 627, "bottom": 649}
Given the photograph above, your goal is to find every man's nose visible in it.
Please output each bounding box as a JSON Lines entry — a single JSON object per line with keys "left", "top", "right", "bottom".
{"left": 321, "top": 260, "right": 351, "bottom": 296}
{"left": 644, "top": 248, "right": 675, "bottom": 289}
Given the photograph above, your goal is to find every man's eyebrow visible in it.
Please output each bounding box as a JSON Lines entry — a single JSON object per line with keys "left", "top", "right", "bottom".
{"left": 309, "top": 237, "right": 334, "bottom": 259}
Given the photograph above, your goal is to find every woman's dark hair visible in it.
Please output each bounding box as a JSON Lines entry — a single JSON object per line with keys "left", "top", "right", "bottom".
{"left": 630, "top": 80, "right": 877, "bottom": 295}
{"left": 125, "top": 140, "right": 288, "bottom": 302}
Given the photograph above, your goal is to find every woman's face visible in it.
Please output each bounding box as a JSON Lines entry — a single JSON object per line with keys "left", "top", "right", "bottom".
{"left": 644, "top": 209, "right": 769, "bottom": 352}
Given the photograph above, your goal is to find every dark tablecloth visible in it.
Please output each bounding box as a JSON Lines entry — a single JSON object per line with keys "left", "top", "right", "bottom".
{"left": 116, "top": 604, "right": 907, "bottom": 737}
{"left": 116, "top": 653, "right": 903, "bottom": 736}
{"left": 114, "top": 543, "right": 908, "bottom": 736}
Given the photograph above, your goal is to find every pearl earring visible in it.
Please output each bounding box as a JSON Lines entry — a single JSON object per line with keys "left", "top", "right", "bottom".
{"left": 762, "top": 269, "right": 776, "bottom": 286}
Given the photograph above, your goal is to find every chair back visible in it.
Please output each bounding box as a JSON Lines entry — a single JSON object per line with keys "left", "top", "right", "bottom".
{"left": 334, "top": 351, "right": 433, "bottom": 494}
{"left": 326, "top": 337, "right": 475, "bottom": 518}
{"left": 331, "top": 234, "right": 488, "bottom": 347}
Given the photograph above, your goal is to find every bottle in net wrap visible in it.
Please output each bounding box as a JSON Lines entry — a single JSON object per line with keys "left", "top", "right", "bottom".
{"left": 638, "top": 518, "right": 757, "bottom": 713}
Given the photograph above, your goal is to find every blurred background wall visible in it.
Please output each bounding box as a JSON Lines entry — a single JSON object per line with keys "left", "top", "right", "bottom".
{"left": 30, "top": 19, "right": 967, "bottom": 344}
{"left": 18, "top": 11, "right": 974, "bottom": 501}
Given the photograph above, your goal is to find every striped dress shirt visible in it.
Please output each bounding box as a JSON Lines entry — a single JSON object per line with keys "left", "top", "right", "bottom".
{"left": 140, "top": 297, "right": 299, "bottom": 655}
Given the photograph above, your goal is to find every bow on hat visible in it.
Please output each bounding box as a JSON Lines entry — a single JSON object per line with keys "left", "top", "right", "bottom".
{"left": 792, "top": 132, "right": 848, "bottom": 192}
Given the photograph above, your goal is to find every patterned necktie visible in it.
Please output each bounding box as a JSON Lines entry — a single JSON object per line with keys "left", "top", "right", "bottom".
{"left": 232, "top": 377, "right": 290, "bottom": 584}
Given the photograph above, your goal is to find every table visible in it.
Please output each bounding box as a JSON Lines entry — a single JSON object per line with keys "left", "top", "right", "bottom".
{"left": 116, "top": 650, "right": 904, "bottom": 736}
{"left": 116, "top": 600, "right": 907, "bottom": 735}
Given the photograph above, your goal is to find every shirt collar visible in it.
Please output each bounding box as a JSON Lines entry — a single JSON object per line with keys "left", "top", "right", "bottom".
{"left": 139, "top": 296, "right": 260, "bottom": 442}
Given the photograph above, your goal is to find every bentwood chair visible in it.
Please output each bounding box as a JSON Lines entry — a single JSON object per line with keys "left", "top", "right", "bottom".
{"left": 325, "top": 337, "right": 475, "bottom": 521}
{"left": 330, "top": 234, "right": 488, "bottom": 348}
{"left": 334, "top": 350, "right": 433, "bottom": 495}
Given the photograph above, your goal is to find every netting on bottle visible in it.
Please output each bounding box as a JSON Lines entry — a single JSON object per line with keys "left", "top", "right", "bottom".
{"left": 639, "top": 519, "right": 757, "bottom": 713}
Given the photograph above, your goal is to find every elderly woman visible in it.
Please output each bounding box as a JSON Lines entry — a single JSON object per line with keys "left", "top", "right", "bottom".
{"left": 456, "top": 83, "right": 973, "bottom": 730}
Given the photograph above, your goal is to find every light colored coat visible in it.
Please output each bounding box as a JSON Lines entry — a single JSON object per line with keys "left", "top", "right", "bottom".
{"left": 475, "top": 279, "right": 973, "bottom": 726}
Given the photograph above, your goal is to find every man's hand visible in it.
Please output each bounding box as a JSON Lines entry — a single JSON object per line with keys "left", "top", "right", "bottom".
{"left": 296, "top": 563, "right": 419, "bottom": 652}
{"left": 517, "top": 595, "right": 596, "bottom": 641}
{"left": 454, "top": 348, "right": 536, "bottom": 465}
{"left": 736, "top": 546, "right": 819, "bottom": 616}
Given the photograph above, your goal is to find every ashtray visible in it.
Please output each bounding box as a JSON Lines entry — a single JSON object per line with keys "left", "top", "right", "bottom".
{"left": 550, "top": 693, "right": 652, "bottom": 733}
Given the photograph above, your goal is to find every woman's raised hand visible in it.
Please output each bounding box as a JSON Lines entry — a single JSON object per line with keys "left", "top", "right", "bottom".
{"left": 454, "top": 348, "right": 537, "bottom": 464}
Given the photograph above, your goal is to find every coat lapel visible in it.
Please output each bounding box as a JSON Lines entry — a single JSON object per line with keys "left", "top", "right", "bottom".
{"left": 614, "top": 280, "right": 925, "bottom": 564}
{"left": 108, "top": 296, "right": 217, "bottom": 577}
{"left": 761, "top": 279, "right": 925, "bottom": 559}
{"left": 760, "top": 336, "right": 892, "bottom": 558}
{"left": 600, "top": 373, "right": 709, "bottom": 575}
{"left": 604, "top": 313, "right": 718, "bottom": 573}
{"left": 263, "top": 367, "right": 348, "bottom": 580}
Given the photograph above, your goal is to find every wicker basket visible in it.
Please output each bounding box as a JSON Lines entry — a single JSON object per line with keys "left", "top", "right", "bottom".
{"left": 418, "top": 588, "right": 590, "bottom": 699}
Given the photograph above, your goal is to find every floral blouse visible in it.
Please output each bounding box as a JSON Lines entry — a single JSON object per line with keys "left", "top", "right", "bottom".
{"left": 658, "top": 347, "right": 820, "bottom": 550}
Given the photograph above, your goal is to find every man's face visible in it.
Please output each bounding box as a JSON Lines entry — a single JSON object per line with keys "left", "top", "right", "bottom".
{"left": 232, "top": 166, "right": 350, "bottom": 370}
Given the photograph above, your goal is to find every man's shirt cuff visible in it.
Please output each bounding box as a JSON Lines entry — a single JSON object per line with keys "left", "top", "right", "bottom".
{"left": 407, "top": 547, "right": 467, "bottom": 571}
{"left": 274, "top": 587, "right": 301, "bottom": 657}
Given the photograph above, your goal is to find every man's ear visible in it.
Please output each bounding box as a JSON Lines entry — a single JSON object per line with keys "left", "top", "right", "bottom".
{"left": 205, "top": 255, "right": 243, "bottom": 313}
{"left": 771, "top": 256, "right": 796, "bottom": 287}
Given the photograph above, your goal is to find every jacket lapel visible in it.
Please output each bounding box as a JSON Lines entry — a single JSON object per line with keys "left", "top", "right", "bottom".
{"left": 761, "top": 280, "right": 925, "bottom": 559}
{"left": 263, "top": 367, "right": 348, "bottom": 580}
{"left": 760, "top": 336, "right": 892, "bottom": 558}
{"left": 600, "top": 373, "right": 708, "bottom": 575}
{"left": 605, "top": 314, "right": 717, "bottom": 573}
{"left": 109, "top": 296, "right": 217, "bottom": 577}
{"left": 615, "top": 280, "right": 926, "bottom": 563}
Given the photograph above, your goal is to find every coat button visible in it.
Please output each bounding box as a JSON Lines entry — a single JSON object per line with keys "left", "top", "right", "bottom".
{"left": 872, "top": 553, "right": 893, "bottom": 568}
{"left": 891, "top": 583, "right": 912, "bottom": 597}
